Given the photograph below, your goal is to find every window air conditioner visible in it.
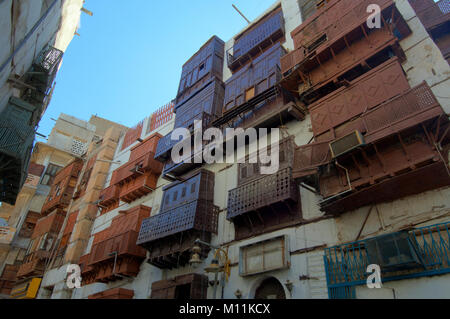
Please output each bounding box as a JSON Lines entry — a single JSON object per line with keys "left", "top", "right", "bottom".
{"left": 329, "top": 130, "right": 365, "bottom": 158}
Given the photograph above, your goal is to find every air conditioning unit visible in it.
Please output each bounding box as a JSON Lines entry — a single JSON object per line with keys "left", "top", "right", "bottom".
{"left": 366, "top": 232, "right": 423, "bottom": 272}
{"left": 329, "top": 131, "right": 365, "bottom": 158}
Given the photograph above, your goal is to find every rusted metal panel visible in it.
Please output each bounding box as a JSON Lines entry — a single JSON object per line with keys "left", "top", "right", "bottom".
{"left": 228, "top": 7, "right": 285, "bottom": 71}
{"left": 223, "top": 43, "right": 285, "bottom": 113}
{"left": 309, "top": 58, "right": 409, "bottom": 136}
{"left": 176, "top": 36, "right": 224, "bottom": 107}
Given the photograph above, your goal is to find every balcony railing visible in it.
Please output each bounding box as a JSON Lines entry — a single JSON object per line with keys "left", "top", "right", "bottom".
{"left": 293, "top": 82, "right": 444, "bottom": 179}
{"left": 227, "top": 167, "right": 299, "bottom": 219}
{"left": 309, "top": 58, "right": 410, "bottom": 137}
{"left": 16, "top": 250, "right": 51, "bottom": 279}
{"left": 137, "top": 199, "right": 218, "bottom": 245}
{"left": 324, "top": 222, "right": 450, "bottom": 298}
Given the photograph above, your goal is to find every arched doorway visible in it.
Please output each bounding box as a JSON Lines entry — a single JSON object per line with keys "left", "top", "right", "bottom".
{"left": 254, "top": 277, "right": 286, "bottom": 299}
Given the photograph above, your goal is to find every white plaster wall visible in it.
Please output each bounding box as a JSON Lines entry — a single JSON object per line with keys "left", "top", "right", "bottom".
{"left": 356, "top": 274, "right": 450, "bottom": 299}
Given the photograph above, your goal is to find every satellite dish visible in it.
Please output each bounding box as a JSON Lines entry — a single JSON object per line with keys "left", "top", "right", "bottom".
{"left": 0, "top": 218, "right": 8, "bottom": 227}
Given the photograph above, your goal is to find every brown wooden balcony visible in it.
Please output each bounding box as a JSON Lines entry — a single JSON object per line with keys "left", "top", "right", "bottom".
{"left": 111, "top": 134, "right": 163, "bottom": 203}
{"left": 41, "top": 159, "right": 83, "bottom": 215}
{"left": 290, "top": 0, "right": 395, "bottom": 52}
{"left": 119, "top": 172, "right": 158, "bottom": 203}
{"left": 150, "top": 273, "right": 208, "bottom": 299}
{"left": 98, "top": 184, "right": 120, "bottom": 213}
{"left": 309, "top": 58, "right": 410, "bottom": 139}
{"left": 293, "top": 82, "right": 446, "bottom": 180}
{"left": 88, "top": 288, "right": 134, "bottom": 299}
{"left": 409, "top": 0, "right": 450, "bottom": 32}
{"left": 0, "top": 264, "right": 18, "bottom": 295}
{"left": 281, "top": 2, "right": 411, "bottom": 104}
{"left": 32, "top": 209, "right": 66, "bottom": 239}
{"left": 78, "top": 254, "right": 96, "bottom": 286}
{"left": 88, "top": 230, "right": 146, "bottom": 282}
{"left": 227, "top": 167, "right": 302, "bottom": 240}
{"left": 113, "top": 150, "right": 162, "bottom": 186}
{"left": 86, "top": 205, "right": 150, "bottom": 283}
{"left": 16, "top": 250, "right": 51, "bottom": 279}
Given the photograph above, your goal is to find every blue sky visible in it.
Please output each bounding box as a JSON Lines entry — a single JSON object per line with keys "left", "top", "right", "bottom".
{"left": 37, "top": 0, "right": 276, "bottom": 140}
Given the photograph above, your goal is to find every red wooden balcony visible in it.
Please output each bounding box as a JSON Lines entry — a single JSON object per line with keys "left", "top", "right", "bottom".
{"left": 98, "top": 184, "right": 120, "bottom": 213}
{"left": 86, "top": 205, "right": 151, "bottom": 283}
{"left": 0, "top": 264, "right": 18, "bottom": 295}
{"left": 290, "top": 0, "right": 394, "bottom": 51}
{"left": 88, "top": 288, "right": 134, "bottom": 299}
{"left": 111, "top": 134, "right": 163, "bottom": 203}
{"left": 309, "top": 58, "right": 409, "bottom": 139}
{"left": 41, "top": 159, "right": 83, "bottom": 215}
{"left": 16, "top": 250, "right": 51, "bottom": 279}
{"left": 78, "top": 254, "right": 96, "bottom": 286}
{"left": 32, "top": 209, "right": 66, "bottom": 240}
{"left": 119, "top": 172, "right": 158, "bottom": 203}
{"left": 293, "top": 82, "right": 446, "bottom": 180}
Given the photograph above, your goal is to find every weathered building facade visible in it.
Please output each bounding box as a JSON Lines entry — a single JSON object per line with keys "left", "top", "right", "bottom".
{"left": 2, "top": 0, "right": 449, "bottom": 299}
{"left": 0, "top": 0, "right": 88, "bottom": 207}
